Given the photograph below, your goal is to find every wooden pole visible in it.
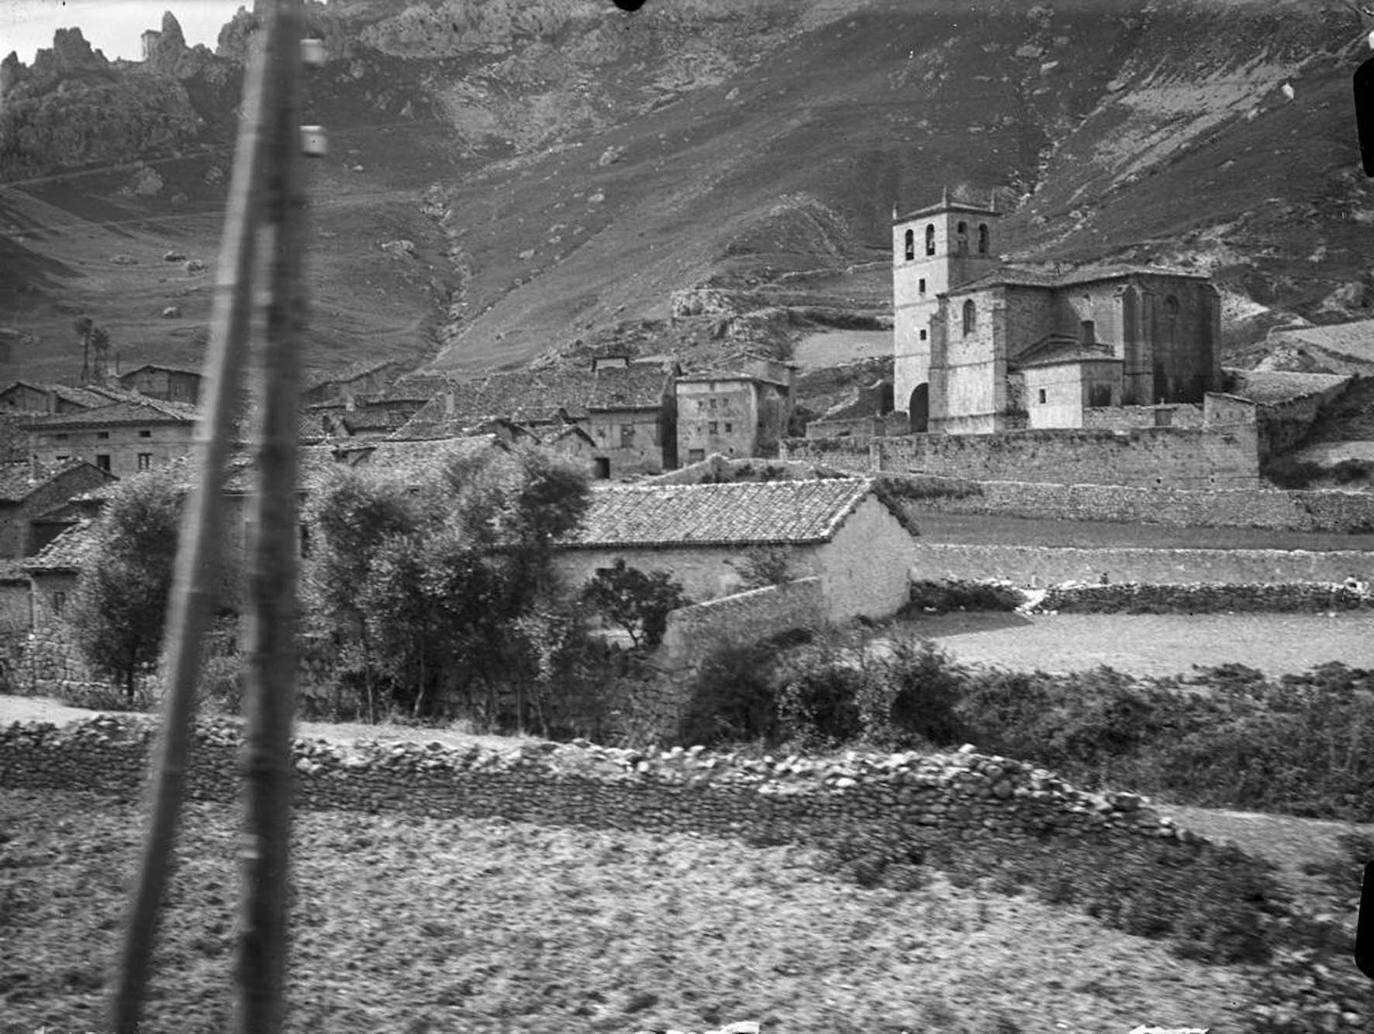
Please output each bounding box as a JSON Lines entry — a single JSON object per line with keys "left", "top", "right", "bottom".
{"left": 236, "top": 0, "right": 305, "bottom": 1029}
{"left": 107, "top": 24, "right": 271, "bottom": 1034}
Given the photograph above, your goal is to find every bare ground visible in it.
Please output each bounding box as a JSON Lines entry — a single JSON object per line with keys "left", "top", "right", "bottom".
{"left": 905, "top": 611, "right": 1374, "bottom": 677}
{"left": 0, "top": 787, "right": 1259, "bottom": 1034}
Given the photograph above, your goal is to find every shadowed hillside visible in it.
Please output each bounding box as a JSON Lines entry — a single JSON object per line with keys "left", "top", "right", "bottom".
{"left": 2, "top": 0, "right": 1372, "bottom": 383}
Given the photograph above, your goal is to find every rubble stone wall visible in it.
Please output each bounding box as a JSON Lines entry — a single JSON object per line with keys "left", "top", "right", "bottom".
{"left": 910, "top": 542, "right": 1374, "bottom": 587}
{"left": 0, "top": 716, "right": 1196, "bottom": 856}
{"left": 899, "top": 475, "right": 1374, "bottom": 533}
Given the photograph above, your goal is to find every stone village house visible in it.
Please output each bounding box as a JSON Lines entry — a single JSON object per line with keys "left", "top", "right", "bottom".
{"left": 552, "top": 477, "right": 920, "bottom": 623}
{"left": 21, "top": 397, "right": 198, "bottom": 478}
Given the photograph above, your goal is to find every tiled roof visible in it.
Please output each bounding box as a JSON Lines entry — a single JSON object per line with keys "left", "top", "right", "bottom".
{"left": 23, "top": 518, "right": 98, "bottom": 573}
{"left": 1227, "top": 369, "right": 1353, "bottom": 405}
{"left": 1015, "top": 344, "right": 1121, "bottom": 369}
{"left": 584, "top": 365, "right": 671, "bottom": 410}
{"left": 0, "top": 459, "right": 105, "bottom": 502}
{"left": 0, "top": 381, "right": 113, "bottom": 411}
{"left": 561, "top": 477, "right": 886, "bottom": 549}
{"left": 119, "top": 363, "right": 203, "bottom": 379}
{"left": 303, "top": 358, "right": 399, "bottom": 392}
{"left": 20, "top": 399, "right": 198, "bottom": 428}
{"left": 950, "top": 263, "right": 1204, "bottom": 296}
{"left": 341, "top": 435, "right": 507, "bottom": 485}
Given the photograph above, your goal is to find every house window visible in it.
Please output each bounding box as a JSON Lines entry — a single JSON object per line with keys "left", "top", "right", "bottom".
{"left": 1038, "top": 388, "right": 1047, "bottom": 404}
{"left": 904, "top": 228, "right": 915, "bottom": 261}
{"left": 55, "top": 455, "right": 69, "bottom": 463}
{"left": 961, "top": 299, "right": 976, "bottom": 336}
{"left": 299, "top": 524, "right": 311, "bottom": 558}
{"left": 55, "top": 434, "right": 68, "bottom": 441}
{"left": 596, "top": 426, "right": 607, "bottom": 438}
{"left": 96, "top": 431, "right": 110, "bottom": 440}
{"left": 96, "top": 454, "right": 111, "bottom": 472}
{"left": 138, "top": 429, "right": 152, "bottom": 438}
{"left": 918, "top": 278, "right": 926, "bottom": 295}
{"left": 724, "top": 422, "right": 733, "bottom": 433}
{"left": 619, "top": 424, "right": 633, "bottom": 447}
{"left": 919, "top": 329, "right": 928, "bottom": 341}
{"left": 708, "top": 421, "right": 718, "bottom": 435}
{"left": 687, "top": 448, "right": 705, "bottom": 463}
{"left": 137, "top": 453, "right": 152, "bottom": 471}
{"left": 924, "top": 223, "right": 935, "bottom": 256}
{"left": 709, "top": 398, "right": 717, "bottom": 409}
{"left": 52, "top": 591, "right": 67, "bottom": 616}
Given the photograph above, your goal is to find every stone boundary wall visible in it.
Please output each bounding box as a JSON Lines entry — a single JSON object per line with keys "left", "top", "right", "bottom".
{"left": 656, "top": 578, "right": 824, "bottom": 675}
{"left": 782, "top": 426, "right": 1261, "bottom": 489}
{"left": 898, "top": 475, "right": 1374, "bottom": 533}
{"left": 910, "top": 542, "right": 1374, "bottom": 587}
{"left": 1033, "top": 581, "right": 1373, "bottom": 614}
{"left": 0, "top": 716, "right": 1197, "bottom": 857}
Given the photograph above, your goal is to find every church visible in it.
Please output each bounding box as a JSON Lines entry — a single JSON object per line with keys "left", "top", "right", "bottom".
{"left": 893, "top": 192, "right": 1223, "bottom": 433}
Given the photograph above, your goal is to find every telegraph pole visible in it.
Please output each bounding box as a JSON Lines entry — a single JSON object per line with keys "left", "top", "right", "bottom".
{"left": 107, "top": 1, "right": 307, "bottom": 1030}
{"left": 235, "top": 0, "right": 307, "bottom": 1027}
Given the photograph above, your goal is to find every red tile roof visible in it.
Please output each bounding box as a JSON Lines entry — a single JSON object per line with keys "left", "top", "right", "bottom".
{"left": 562, "top": 477, "right": 891, "bottom": 549}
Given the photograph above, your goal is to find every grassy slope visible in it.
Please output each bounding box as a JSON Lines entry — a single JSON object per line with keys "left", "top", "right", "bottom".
{"left": 9, "top": 0, "right": 1373, "bottom": 387}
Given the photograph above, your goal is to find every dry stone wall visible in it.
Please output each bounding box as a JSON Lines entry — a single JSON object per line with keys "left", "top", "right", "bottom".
{"left": 781, "top": 426, "right": 1261, "bottom": 489}
{"left": 910, "top": 542, "right": 1374, "bottom": 586}
{"left": 899, "top": 475, "right": 1374, "bottom": 533}
{"left": 0, "top": 716, "right": 1197, "bottom": 855}
{"left": 1033, "top": 580, "right": 1373, "bottom": 614}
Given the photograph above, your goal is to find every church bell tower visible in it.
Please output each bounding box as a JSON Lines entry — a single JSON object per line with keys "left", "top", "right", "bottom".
{"left": 892, "top": 188, "right": 1002, "bottom": 429}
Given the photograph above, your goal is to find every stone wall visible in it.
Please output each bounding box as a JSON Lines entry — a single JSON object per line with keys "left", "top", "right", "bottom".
{"left": 897, "top": 475, "right": 1374, "bottom": 533}
{"left": 655, "top": 578, "right": 825, "bottom": 675}
{"left": 0, "top": 715, "right": 1199, "bottom": 859}
{"left": 1081, "top": 404, "right": 1205, "bottom": 430}
{"left": 877, "top": 426, "right": 1260, "bottom": 489}
{"left": 782, "top": 424, "right": 1261, "bottom": 489}
{"left": 1033, "top": 581, "right": 1373, "bottom": 614}
{"left": 910, "top": 542, "right": 1374, "bottom": 587}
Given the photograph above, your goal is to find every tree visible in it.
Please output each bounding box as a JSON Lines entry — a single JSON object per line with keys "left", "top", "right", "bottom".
{"left": 303, "top": 444, "right": 593, "bottom": 724}
{"left": 580, "top": 559, "right": 690, "bottom": 651}
{"left": 68, "top": 466, "right": 184, "bottom": 701}
{"left": 731, "top": 545, "right": 795, "bottom": 590}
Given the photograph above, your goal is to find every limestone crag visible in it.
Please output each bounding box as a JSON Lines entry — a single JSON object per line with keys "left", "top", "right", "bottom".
{"left": 140, "top": 12, "right": 215, "bottom": 79}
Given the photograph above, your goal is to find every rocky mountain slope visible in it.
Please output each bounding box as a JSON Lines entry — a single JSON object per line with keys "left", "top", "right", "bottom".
{"left": 3, "top": 0, "right": 1374, "bottom": 384}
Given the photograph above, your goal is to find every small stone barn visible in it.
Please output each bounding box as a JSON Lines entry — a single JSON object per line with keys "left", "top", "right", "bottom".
{"left": 554, "top": 477, "right": 919, "bottom": 622}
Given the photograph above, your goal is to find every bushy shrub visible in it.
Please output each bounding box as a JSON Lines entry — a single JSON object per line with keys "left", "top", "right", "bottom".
{"left": 905, "top": 578, "right": 1024, "bottom": 613}
{"left": 774, "top": 637, "right": 867, "bottom": 748}
{"left": 679, "top": 640, "right": 780, "bottom": 747}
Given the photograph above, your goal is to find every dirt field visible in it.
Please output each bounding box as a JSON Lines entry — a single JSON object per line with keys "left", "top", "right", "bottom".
{"left": 905, "top": 610, "right": 1374, "bottom": 676}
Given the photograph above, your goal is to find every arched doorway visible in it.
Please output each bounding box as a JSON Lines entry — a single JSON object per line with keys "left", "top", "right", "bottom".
{"left": 908, "top": 383, "right": 929, "bottom": 432}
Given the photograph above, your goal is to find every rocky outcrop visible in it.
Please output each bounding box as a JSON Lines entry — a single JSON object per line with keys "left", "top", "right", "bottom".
{"left": 140, "top": 11, "right": 215, "bottom": 78}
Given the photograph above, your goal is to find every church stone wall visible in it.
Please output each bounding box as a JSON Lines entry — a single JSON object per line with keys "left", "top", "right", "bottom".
{"left": 873, "top": 425, "right": 1259, "bottom": 489}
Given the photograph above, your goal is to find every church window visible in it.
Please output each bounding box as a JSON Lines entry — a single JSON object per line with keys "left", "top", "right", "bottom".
{"left": 961, "top": 299, "right": 976, "bottom": 336}
{"left": 918, "top": 278, "right": 926, "bottom": 295}
{"left": 620, "top": 424, "right": 634, "bottom": 446}
{"left": 1037, "top": 388, "right": 1047, "bottom": 404}
{"left": 1081, "top": 320, "right": 1095, "bottom": 344}
{"left": 919, "top": 329, "right": 927, "bottom": 341}
{"left": 924, "top": 224, "right": 935, "bottom": 256}
{"left": 955, "top": 221, "right": 969, "bottom": 255}
{"left": 904, "top": 228, "right": 915, "bottom": 261}
{"left": 978, "top": 223, "right": 989, "bottom": 254}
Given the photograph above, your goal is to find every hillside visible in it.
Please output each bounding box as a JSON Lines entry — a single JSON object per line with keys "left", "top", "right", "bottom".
{"left": 3, "top": 0, "right": 1374, "bottom": 383}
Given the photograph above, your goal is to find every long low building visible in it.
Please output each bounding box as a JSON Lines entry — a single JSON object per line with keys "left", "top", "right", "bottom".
{"left": 553, "top": 477, "right": 919, "bottom": 623}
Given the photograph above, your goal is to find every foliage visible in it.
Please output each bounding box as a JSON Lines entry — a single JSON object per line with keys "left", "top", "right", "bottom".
{"left": 905, "top": 578, "right": 1024, "bottom": 613}
{"left": 679, "top": 639, "right": 782, "bottom": 747}
{"left": 579, "top": 559, "right": 689, "bottom": 651}
{"left": 303, "top": 445, "right": 594, "bottom": 726}
{"left": 67, "top": 466, "right": 185, "bottom": 701}
{"left": 730, "top": 545, "right": 794, "bottom": 590}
